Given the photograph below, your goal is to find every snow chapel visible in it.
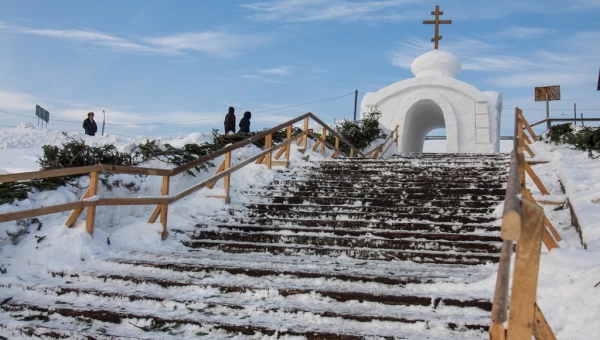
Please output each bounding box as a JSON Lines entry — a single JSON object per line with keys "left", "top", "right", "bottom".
{"left": 360, "top": 6, "right": 502, "bottom": 153}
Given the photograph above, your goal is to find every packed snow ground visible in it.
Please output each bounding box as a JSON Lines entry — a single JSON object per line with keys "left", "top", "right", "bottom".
{"left": 0, "top": 124, "right": 598, "bottom": 338}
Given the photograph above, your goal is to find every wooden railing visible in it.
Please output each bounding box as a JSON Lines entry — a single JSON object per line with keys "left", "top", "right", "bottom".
{"left": 0, "top": 112, "right": 366, "bottom": 240}
{"left": 363, "top": 125, "right": 399, "bottom": 159}
{"left": 489, "top": 108, "right": 558, "bottom": 340}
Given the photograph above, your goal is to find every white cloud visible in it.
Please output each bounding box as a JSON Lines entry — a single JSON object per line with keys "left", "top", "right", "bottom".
{"left": 0, "top": 90, "right": 37, "bottom": 112}
{"left": 241, "top": 0, "right": 417, "bottom": 23}
{"left": 0, "top": 24, "right": 268, "bottom": 57}
{"left": 144, "top": 32, "right": 269, "bottom": 57}
{"left": 260, "top": 66, "right": 293, "bottom": 75}
{"left": 498, "top": 26, "right": 554, "bottom": 39}
{"left": 241, "top": 75, "right": 283, "bottom": 83}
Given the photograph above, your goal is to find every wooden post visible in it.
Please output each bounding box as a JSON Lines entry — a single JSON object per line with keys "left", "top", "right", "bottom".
{"left": 224, "top": 151, "right": 231, "bottom": 203}
{"left": 265, "top": 134, "right": 272, "bottom": 169}
{"left": 207, "top": 160, "right": 226, "bottom": 189}
{"left": 285, "top": 125, "right": 292, "bottom": 166}
{"left": 507, "top": 199, "right": 545, "bottom": 340}
{"left": 333, "top": 137, "right": 340, "bottom": 158}
{"left": 160, "top": 176, "right": 170, "bottom": 240}
{"left": 350, "top": 148, "right": 355, "bottom": 157}
{"left": 302, "top": 117, "right": 309, "bottom": 151}
{"left": 86, "top": 172, "right": 99, "bottom": 236}
{"left": 320, "top": 127, "right": 326, "bottom": 156}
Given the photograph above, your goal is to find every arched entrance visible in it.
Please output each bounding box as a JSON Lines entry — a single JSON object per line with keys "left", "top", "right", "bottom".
{"left": 395, "top": 92, "right": 459, "bottom": 153}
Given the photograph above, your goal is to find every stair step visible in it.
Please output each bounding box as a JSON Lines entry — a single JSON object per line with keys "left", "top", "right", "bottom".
{"left": 183, "top": 240, "right": 500, "bottom": 265}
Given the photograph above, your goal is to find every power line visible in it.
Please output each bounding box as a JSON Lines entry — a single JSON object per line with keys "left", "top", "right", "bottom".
{"left": 570, "top": 57, "right": 600, "bottom": 101}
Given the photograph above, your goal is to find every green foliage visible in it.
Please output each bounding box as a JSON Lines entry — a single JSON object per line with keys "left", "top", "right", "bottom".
{"left": 326, "top": 107, "right": 387, "bottom": 154}
{"left": 131, "top": 140, "right": 216, "bottom": 176}
{"left": 546, "top": 123, "right": 600, "bottom": 158}
{"left": 39, "top": 134, "right": 133, "bottom": 170}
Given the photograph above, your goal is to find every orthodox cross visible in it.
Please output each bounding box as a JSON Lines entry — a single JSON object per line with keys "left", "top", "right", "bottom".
{"left": 423, "top": 5, "right": 452, "bottom": 50}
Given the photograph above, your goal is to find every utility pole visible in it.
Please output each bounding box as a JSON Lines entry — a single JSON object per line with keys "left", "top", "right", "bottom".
{"left": 353, "top": 90, "right": 358, "bottom": 121}
{"left": 545, "top": 92, "right": 550, "bottom": 131}
{"left": 102, "top": 110, "right": 106, "bottom": 136}
{"left": 574, "top": 103, "right": 577, "bottom": 125}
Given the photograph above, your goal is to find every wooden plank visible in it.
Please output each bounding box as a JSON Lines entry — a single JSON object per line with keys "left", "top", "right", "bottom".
{"left": 285, "top": 125, "right": 292, "bottom": 162}
{"left": 274, "top": 145, "right": 286, "bottom": 160}
{"left": 265, "top": 134, "right": 272, "bottom": 169}
{"left": 350, "top": 149, "right": 355, "bottom": 157}
{"left": 507, "top": 198, "right": 545, "bottom": 340}
{"left": 0, "top": 201, "right": 86, "bottom": 223}
{"left": 302, "top": 117, "right": 309, "bottom": 150}
{"left": 501, "top": 150, "right": 522, "bottom": 241}
{"left": 0, "top": 165, "right": 100, "bottom": 183}
{"left": 255, "top": 155, "right": 265, "bottom": 165}
{"left": 86, "top": 172, "right": 99, "bottom": 236}
{"left": 523, "top": 134, "right": 532, "bottom": 145}
{"left": 207, "top": 160, "right": 226, "bottom": 189}
{"left": 518, "top": 151, "right": 526, "bottom": 191}
{"left": 542, "top": 225, "right": 559, "bottom": 251}
{"left": 160, "top": 176, "right": 170, "bottom": 240}
{"left": 223, "top": 152, "right": 231, "bottom": 204}
{"left": 65, "top": 187, "right": 91, "bottom": 227}
{"left": 148, "top": 205, "right": 161, "bottom": 224}
{"left": 521, "top": 139, "right": 535, "bottom": 158}
{"left": 311, "top": 139, "right": 321, "bottom": 151}
{"left": 525, "top": 161, "right": 551, "bottom": 195}
{"left": 98, "top": 197, "right": 170, "bottom": 206}
{"left": 532, "top": 303, "right": 557, "bottom": 340}
{"left": 270, "top": 160, "right": 288, "bottom": 167}
{"left": 519, "top": 114, "right": 538, "bottom": 142}
{"left": 320, "top": 128, "right": 326, "bottom": 156}
{"left": 489, "top": 323, "right": 507, "bottom": 340}
{"left": 491, "top": 240, "right": 513, "bottom": 328}
{"left": 382, "top": 138, "right": 395, "bottom": 157}
{"left": 98, "top": 164, "right": 171, "bottom": 177}
{"left": 332, "top": 137, "right": 340, "bottom": 158}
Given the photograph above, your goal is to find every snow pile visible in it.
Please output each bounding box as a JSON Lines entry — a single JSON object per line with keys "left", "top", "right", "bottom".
{"left": 411, "top": 49, "right": 462, "bottom": 78}
{"left": 526, "top": 140, "right": 600, "bottom": 338}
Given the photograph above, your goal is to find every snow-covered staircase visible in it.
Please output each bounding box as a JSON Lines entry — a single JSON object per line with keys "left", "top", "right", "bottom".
{"left": 0, "top": 153, "right": 509, "bottom": 339}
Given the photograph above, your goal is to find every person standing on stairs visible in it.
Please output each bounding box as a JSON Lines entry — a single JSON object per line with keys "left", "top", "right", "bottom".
{"left": 224, "top": 106, "right": 236, "bottom": 134}
{"left": 239, "top": 111, "right": 251, "bottom": 134}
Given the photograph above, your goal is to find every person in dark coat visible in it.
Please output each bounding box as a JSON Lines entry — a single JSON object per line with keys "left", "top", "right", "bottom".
{"left": 83, "top": 112, "right": 98, "bottom": 136}
{"left": 239, "top": 111, "right": 251, "bottom": 134}
{"left": 224, "top": 106, "right": 236, "bottom": 134}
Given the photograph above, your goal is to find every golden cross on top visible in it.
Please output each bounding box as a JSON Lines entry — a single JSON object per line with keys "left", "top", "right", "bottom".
{"left": 423, "top": 5, "right": 452, "bottom": 50}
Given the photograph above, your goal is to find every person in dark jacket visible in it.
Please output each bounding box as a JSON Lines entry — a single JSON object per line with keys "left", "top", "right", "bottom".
{"left": 224, "top": 106, "right": 236, "bottom": 134}
{"left": 83, "top": 112, "right": 98, "bottom": 136}
{"left": 239, "top": 111, "right": 251, "bottom": 134}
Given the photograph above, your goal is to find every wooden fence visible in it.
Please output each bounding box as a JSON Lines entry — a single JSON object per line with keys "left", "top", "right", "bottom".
{"left": 489, "top": 108, "right": 560, "bottom": 340}
{"left": 0, "top": 113, "right": 399, "bottom": 240}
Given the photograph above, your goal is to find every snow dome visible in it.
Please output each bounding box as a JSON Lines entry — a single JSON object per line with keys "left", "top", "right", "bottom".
{"left": 411, "top": 50, "right": 462, "bottom": 78}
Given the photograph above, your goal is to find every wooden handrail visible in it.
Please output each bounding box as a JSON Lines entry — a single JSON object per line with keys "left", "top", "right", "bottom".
{"left": 364, "top": 125, "right": 399, "bottom": 158}
{"left": 172, "top": 113, "right": 311, "bottom": 176}
{"left": 490, "top": 107, "right": 557, "bottom": 339}
{"left": 0, "top": 113, "right": 363, "bottom": 232}
{"left": 308, "top": 113, "right": 365, "bottom": 157}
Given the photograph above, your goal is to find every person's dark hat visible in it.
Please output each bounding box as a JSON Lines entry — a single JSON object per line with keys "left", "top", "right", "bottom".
{"left": 228, "top": 106, "right": 235, "bottom": 113}
{"left": 244, "top": 111, "right": 251, "bottom": 119}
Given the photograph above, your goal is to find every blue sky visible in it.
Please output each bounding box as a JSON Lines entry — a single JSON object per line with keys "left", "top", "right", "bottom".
{"left": 0, "top": 0, "right": 599, "bottom": 137}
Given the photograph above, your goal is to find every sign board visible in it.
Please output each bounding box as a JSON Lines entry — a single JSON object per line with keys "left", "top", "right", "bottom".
{"left": 35, "top": 105, "right": 50, "bottom": 123}
{"left": 535, "top": 86, "right": 561, "bottom": 101}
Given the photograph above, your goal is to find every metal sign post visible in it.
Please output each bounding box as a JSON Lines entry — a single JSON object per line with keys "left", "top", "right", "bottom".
{"left": 534, "top": 85, "right": 561, "bottom": 131}
{"left": 102, "top": 110, "right": 106, "bottom": 136}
